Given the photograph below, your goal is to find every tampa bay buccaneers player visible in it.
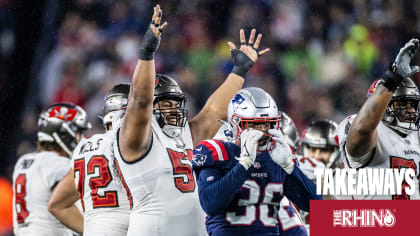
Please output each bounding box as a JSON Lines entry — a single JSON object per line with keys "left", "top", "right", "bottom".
{"left": 338, "top": 38, "right": 420, "bottom": 200}
{"left": 277, "top": 111, "right": 308, "bottom": 236}
{"left": 112, "top": 4, "right": 270, "bottom": 236}
{"left": 13, "top": 103, "right": 90, "bottom": 235}
{"left": 48, "top": 83, "right": 132, "bottom": 235}
{"left": 285, "top": 119, "right": 339, "bottom": 232}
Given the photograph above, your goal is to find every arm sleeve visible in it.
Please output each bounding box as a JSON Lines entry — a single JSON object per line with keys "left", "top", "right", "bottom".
{"left": 197, "top": 163, "right": 249, "bottom": 215}
{"left": 284, "top": 165, "right": 322, "bottom": 212}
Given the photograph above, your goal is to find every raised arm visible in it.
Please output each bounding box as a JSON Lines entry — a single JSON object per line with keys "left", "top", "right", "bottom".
{"left": 189, "top": 29, "right": 270, "bottom": 145}
{"left": 48, "top": 169, "right": 83, "bottom": 234}
{"left": 346, "top": 39, "right": 420, "bottom": 157}
{"left": 119, "top": 5, "right": 167, "bottom": 162}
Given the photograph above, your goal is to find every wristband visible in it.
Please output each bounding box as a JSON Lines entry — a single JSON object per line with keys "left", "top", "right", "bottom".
{"left": 381, "top": 69, "right": 404, "bottom": 92}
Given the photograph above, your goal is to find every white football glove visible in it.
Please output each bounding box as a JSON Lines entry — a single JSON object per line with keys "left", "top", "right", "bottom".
{"left": 237, "top": 129, "right": 264, "bottom": 170}
{"left": 268, "top": 129, "right": 294, "bottom": 174}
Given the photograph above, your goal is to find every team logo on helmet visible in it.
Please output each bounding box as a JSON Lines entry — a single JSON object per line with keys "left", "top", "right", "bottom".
{"left": 48, "top": 106, "right": 77, "bottom": 121}
{"left": 154, "top": 76, "right": 159, "bottom": 88}
{"left": 231, "top": 93, "right": 246, "bottom": 112}
{"left": 367, "top": 79, "right": 383, "bottom": 98}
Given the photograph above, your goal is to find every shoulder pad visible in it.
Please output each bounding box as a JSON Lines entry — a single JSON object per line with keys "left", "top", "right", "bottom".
{"left": 337, "top": 114, "right": 357, "bottom": 146}
{"left": 193, "top": 139, "right": 234, "bottom": 168}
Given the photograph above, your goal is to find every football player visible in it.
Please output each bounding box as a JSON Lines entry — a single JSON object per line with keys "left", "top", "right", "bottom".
{"left": 338, "top": 38, "right": 420, "bottom": 199}
{"left": 193, "top": 87, "right": 320, "bottom": 236}
{"left": 213, "top": 112, "right": 308, "bottom": 235}
{"left": 279, "top": 111, "right": 300, "bottom": 154}
{"left": 277, "top": 111, "right": 307, "bottom": 236}
{"left": 48, "top": 83, "right": 132, "bottom": 235}
{"left": 112, "top": 5, "right": 270, "bottom": 236}
{"left": 301, "top": 119, "right": 340, "bottom": 169}
{"left": 13, "top": 103, "right": 90, "bottom": 235}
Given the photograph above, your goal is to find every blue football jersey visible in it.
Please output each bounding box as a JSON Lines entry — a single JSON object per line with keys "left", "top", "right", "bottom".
{"left": 278, "top": 197, "right": 307, "bottom": 236}
{"left": 192, "top": 139, "right": 317, "bottom": 236}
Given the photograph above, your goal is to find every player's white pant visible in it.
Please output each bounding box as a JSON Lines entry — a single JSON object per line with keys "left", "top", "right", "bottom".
{"left": 127, "top": 211, "right": 167, "bottom": 236}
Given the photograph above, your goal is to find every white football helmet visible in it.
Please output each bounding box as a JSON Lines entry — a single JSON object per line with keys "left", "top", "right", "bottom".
{"left": 99, "top": 83, "right": 129, "bottom": 130}
{"left": 279, "top": 111, "right": 300, "bottom": 153}
{"left": 227, "top": 87, "right": 280, "bottom": 152}
{"left": 38, "top": 103, "right": 91, "bottom": 156}
{"left": 368, "top": 78, "right": 420, "bottom": 135}
{"left": 301, "top": 119, "right": 339, "bottom": 168}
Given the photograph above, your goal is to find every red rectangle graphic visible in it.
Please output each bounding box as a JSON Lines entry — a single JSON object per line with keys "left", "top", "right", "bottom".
{"left": 310, "top": 200, "right": 420, "bottom": 236}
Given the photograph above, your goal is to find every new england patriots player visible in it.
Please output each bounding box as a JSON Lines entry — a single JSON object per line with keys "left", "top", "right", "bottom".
{"left": 193, "top": 88, "right": 321, "bottom": 236}
{"left": 13, "top": 103, "right": 90, "bottom": 235}
{"left": 212, "top": 112, "right": 308, "bottom": 235}
{"left": 112, "top": 4, "right": 270, "bottom": 236}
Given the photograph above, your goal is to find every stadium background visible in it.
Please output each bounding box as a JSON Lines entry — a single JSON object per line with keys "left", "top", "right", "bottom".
{"left": 0, "top": 0, "right": 419, "bottom": 234}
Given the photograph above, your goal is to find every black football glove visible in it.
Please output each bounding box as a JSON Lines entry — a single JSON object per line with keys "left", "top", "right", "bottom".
{"left": 231, "top": 49, "right": 255, "bottom": 78}
{"left": 139, "top": 26, "right": 161, "bottom": 60}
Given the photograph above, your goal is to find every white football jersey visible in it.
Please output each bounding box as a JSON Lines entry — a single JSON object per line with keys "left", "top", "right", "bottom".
{"left": 113, "top": 117, "right": 207, "bottom": 236}
{"left": 296, "top": 155, "right": 326, "bottom": 181}
{"left": 337, "top": 114, "right": 420, "bottom": 199}
{"left": 72, "top": 132, "right": 131, "bottom": 235}
{"left": 12, "top": 151, "right": 73, "bottom": 236}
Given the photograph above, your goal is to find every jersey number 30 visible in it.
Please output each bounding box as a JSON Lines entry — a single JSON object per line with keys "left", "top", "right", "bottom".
{"left": 226, "top": 180, "right": 283, "bottom": 226}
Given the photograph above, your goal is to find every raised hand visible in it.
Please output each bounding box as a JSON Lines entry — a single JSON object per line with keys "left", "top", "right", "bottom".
{"left": 392, "top": 38, "right": 420, "bottom": 78}
{"left": 149, "top": 4, "right": 168, "bottom": 38}
{"left": 382, "top": 38, "right": 420, "bottom": 91}
{"left": 139, "top": 4, "right": 168, "bottom": 60}
{"left": 228, "top": 29, "right": 270, "bottom": 77}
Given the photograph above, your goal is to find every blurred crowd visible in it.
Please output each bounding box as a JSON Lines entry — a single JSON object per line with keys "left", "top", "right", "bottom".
{"left": 10, "top": 0, "right": 420, "bottom": 179}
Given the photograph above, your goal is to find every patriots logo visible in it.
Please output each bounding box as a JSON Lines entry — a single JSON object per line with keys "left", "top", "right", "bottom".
{"left": 192, "top": 154, "right": 207, "bottom": 166}
{"left": 231, "top": 94, "right": 245, "bottom": 111}
{"left": 232, "top": 94, "right": 245, "bottom": 105}
{"left": 224, "top": 129, "right": 233, "bottom": 138}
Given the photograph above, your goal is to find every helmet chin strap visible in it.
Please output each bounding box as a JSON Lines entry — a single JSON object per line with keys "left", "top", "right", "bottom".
{"left": 52, "top": 132, "right": 72, "bottom": 157}
{"left": 326, "top": 150, "right": 340, "bottom": 168}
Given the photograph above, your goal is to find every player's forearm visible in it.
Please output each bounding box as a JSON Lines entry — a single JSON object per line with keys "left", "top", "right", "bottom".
{"left": 130, "top": 60, "right": 155, "bottom": 108}
{"left": 347, "top": 85, "right": 391, "bottom": 156}
{"left": 50, "top": 205, "right": 83, "bottom": 234}
{"left": 284, "top": 166, "right": 322, "bottom": 212}
{"left": 203, "top": 73, "right": 244, "bottom": 121}
{"left": 198, "top": 164, "right": 248, "bottom": 214}
{"left": 190, "top": 74, "right": 244, "bottom": 145}
{"left": 120, "top": 60, "right": 154, "bottom": 159}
